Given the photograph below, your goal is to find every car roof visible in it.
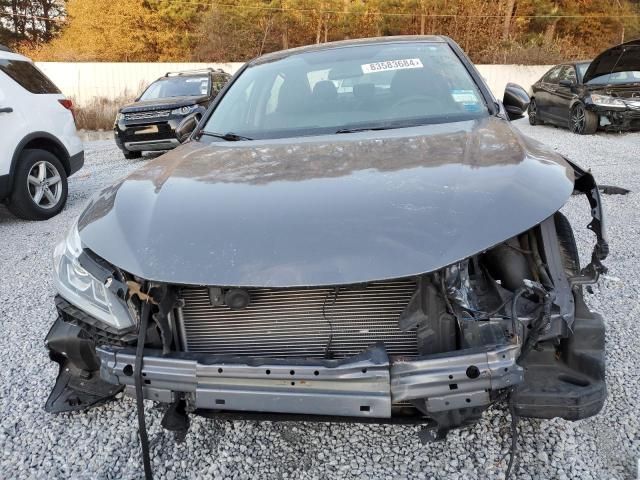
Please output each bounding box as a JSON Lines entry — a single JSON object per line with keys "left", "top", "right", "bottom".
{"left": 251, "top": 35, "right": 450, "bottom": 65}
{"left": 0, "top": 48, "right": 31, "bottom": 62}
{"left": 556, "top": 61, "right": 591, "bottom": 68}
{"left": 164, "top": 68, "right": 228, "bottom": 77}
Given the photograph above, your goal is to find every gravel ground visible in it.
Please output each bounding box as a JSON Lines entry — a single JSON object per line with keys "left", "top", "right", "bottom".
{"left": 0, "top": 121, "right": 638, "bottom": 480}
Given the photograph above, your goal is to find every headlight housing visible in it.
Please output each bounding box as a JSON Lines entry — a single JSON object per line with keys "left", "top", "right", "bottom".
{"left": 171, "top": 104, "right": 199, "bottom": 116}
{"left": 53, "top": 224, "right": 134, "bottom": 330}
{"left": 590, "top": 94, "right": 626, "bottom": 108}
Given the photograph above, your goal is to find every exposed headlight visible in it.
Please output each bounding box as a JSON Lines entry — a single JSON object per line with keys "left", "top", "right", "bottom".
{"left": 171, "top": 105, "right": 199, "bottom": 116}
{"left": 590, "top": 94, "right": 626, "bottom": 108}
{"left": 53, "top": 223, "right": 134, "bottom": 330}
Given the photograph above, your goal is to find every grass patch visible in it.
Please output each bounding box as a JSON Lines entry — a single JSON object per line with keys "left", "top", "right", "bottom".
{"left": 73, "top": 96, "right": 132, "bottom": 131}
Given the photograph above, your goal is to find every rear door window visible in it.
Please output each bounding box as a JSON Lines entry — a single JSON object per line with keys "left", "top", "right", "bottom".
{"left": 0, "top": 59, "right": 61, "bottom": 94}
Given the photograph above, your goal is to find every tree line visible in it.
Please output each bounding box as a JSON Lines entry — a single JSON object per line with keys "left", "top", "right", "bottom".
{"left": 3, "top": 0, "right": 640, "bottom": 64}
{"left": 0, "top": 0, "right": 64, "bottom": 46}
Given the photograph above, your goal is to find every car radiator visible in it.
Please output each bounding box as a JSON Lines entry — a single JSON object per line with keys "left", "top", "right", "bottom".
{"left": 178, "top": 280, "right": 418, "bottom": 359}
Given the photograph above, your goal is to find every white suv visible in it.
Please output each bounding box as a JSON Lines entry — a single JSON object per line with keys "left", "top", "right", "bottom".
{"left": 0, "top": 45, "right": 84, "bottom": 220}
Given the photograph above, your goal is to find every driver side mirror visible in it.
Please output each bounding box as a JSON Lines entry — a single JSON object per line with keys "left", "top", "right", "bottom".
{"left": 502, "top": 83, "right": 531, "bottom": 121}
{"left": 176, "top": 113, "right": 200, "bottom": 143}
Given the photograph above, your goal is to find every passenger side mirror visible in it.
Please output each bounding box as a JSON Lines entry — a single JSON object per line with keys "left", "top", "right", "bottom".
{"left": 176, "top": 113, "right": 200, "bottom": 143}
{"left": 558, "top": 79, "right": 576, "bottom": 90}
{"left": 502, "top": 83, "right": 531, "bottom": 121}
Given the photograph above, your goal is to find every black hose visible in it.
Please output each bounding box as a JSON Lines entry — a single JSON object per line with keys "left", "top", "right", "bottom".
{"left": 510, "top": 287, "right": 528, "bottom": 341}
{"left": 135, "top": 301, "right": 153, "bottom": 480}
{"left": 461, "top": 297, "right": 512, "bottom": 320}
{"left": 518, "top": 290, "right": 554, "bottom": 363}
{"left": 528, "top": 231, "right": 553, "bottom": 288}
{"left": 505, "top": 396, "right": 519, "bottom": 480}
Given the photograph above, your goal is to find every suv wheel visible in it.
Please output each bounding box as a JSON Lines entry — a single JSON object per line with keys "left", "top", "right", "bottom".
{"left": 8, "top": 149, "right": 68, "bottom": 220}
{"left": 124, "top": 150, "right": 142, "bottom": 160}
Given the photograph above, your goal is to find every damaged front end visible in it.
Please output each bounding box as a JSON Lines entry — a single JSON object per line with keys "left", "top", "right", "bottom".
{"left": 45, "top": 166, "right": 608, "bottom": 439}
{"left": 45, "top": 235, "right": 137, "bottom": 412}
{"left": 588, "top": 91, "right": 640, "bottom": 132}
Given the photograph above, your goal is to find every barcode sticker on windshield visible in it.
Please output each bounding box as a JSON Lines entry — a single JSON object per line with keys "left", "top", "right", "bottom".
{"left": 361, "top": 58, "right": 423, "bottom": 74}
{"left": 451, "top": 90, "right": 478, "bottom": 103}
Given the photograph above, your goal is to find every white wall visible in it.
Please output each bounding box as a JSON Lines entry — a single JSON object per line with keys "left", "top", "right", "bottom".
{"left": 36, "top": 62, "right": 244, "bottom": 106}
{"left": 35, "top": 62, "right": 552, "bottom": 106}
{"left": 476, "top": 64, "right": 551, "bottom": 99}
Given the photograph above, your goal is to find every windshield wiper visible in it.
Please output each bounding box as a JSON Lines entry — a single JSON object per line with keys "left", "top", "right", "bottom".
{"left": 202, "top": 132, "right": 253, "bottom": 141}
{"left": 335, "top": 125, "right": 398, "bottom": 134}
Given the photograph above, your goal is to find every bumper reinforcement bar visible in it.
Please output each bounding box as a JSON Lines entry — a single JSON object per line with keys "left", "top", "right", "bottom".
{"left": 97, "top": 343, "right": 523, "bottom": 418}
{"left": 98, "top": 345, "right": 393, "bottom": 418}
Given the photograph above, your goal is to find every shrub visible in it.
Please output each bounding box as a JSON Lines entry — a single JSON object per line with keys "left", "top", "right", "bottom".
{"left": 73, "top": 96, "right": 132, "bottom": 131}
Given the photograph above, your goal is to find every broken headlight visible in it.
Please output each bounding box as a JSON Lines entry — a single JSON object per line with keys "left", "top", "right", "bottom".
{"left": 590, "top": 94, "right": 626, "bottom": 108}
{"left": 53, "top": 223, "right": 134, "bottom": 330}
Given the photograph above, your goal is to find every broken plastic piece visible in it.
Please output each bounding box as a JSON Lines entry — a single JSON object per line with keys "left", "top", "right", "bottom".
{"left": 44, "top": 317, "right": 123, "bottom": 413}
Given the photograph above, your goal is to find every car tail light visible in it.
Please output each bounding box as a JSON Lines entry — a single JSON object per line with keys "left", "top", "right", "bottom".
{"left": 58, "top": 99, "right": 76, "bottom": 123}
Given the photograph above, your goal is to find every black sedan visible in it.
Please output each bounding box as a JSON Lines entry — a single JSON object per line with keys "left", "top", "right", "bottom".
{"left": 46, "top": 36, "right": 608, "bottom": 478}
{"left": 528, "top": 39, "right": 640, "bottom": 134}
{"left": 114, "top": 68, "right": 231, "bottom": 159}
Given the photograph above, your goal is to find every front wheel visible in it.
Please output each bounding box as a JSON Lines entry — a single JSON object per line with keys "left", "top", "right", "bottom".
{"left": 569, "top": 103, "right": 598, "bottom": 135}
{"left": 8, "top": 149, "right": 68, "bottom": 221}
{"left": 528, "top": 99, "right": 542, "bottom": 125}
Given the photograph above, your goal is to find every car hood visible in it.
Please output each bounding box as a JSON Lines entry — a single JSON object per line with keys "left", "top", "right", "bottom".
{"left": 582, "top": 39, "right": 640, "bottom": 84}
{"left": 77, "top": 116, "right": 574, "bottom": 287}
{"left": 120, "top": 95, "right": 208, "bottom": 113}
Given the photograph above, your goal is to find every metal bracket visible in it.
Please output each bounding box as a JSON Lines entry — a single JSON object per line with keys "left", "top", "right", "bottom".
{"left": 539, "top": 216, "right": 574, "bottom": 332}
{"left": 568, "top": 162, "right": 609, "bottom": 287}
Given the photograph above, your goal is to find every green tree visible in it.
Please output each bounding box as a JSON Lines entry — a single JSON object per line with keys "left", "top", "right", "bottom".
{"left": 1, "top": 0, "right": 64, "bottom": 48}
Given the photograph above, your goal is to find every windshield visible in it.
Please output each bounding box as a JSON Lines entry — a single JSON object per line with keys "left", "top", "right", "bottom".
{"left": 576, "top": 63, "right": 589, "bottom": 82}
{"left": 202, "top": 42, "right": 488, "bottom": 140}
{"left": 139, "top": 75, "right": 209, "bottom": 100}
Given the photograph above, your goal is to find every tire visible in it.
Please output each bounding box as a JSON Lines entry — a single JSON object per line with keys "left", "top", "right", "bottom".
{"left": 554, "top": 212, "right": 580, "bottom": 277}
{"left": 8, "top": 149, "right": 68, "bottom": 221}
{"left": 528, "top": 99, "right": 543, "bottom": 126}
{"left": 569, "top": 103, "right": 598, "bottom": 135}
{"left": 124, "top": 150, "right": 142, "bottom": 160}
